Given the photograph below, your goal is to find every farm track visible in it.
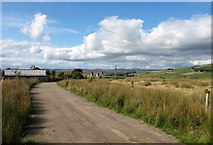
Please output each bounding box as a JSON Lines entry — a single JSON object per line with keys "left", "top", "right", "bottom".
{"left": 24, "top": 82, "right": 179, "bottom": 143}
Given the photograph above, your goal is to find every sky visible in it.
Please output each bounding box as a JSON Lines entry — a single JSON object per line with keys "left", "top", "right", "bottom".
{"left": 1, "top": 2, "right": 211, "bottom": 69}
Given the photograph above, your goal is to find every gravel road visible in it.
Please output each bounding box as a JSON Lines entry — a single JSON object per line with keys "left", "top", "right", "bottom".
{"left": 24, "top": 82, "right": 179, "bottom": 143}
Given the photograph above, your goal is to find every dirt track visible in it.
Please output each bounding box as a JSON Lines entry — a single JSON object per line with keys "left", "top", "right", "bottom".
{"left": 24, "top": 82, "right": 179, "bottom": 143}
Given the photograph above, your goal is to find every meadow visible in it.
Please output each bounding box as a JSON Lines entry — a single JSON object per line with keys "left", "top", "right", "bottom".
{"left": 138, "top": 64, "right": 212, "bottom": 79}
{"left": 2, "top": 78, "right": 39, "bottom": 143}
{"left": 58, "top": 76, "right": 212, "bottom": 143}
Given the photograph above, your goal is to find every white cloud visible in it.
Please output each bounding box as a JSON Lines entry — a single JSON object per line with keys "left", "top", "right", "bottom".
{"left": 34, "top": 14, "right": 212, "bottom": 68}
{"left": 21, "top": 13, "right": 47, "bottom": 40}
{"left": 30, "top": 45, "right": 41, "bottom": 54}
{"left": 2, "top": 14, "right": 211, "bottom": 69}
{"left": 41, "top": 45, "right": 72, "bottom": 60}
{"left": 142, "top": 14, "right": 210, "bottom": 51}
{"left": 62, "top": 14, "right": 210, "bottom": 62}
{"left": 43, "top": 33, "right": 51, "bottom": 42}
{"left": 1, "top": 39, "right": 31, "bottom": 57}
{"left": 189, "top": 59, "right": 211, "bottom": 66}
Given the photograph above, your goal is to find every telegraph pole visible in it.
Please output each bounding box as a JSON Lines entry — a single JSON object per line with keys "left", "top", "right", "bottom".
{"left": 114, "top": 65, "right": 117, "bottom": 79}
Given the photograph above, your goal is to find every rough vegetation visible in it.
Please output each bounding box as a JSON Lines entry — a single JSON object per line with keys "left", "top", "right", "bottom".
{"left": 58, "top": 78, "right": 212, "bottom": 143}
{"left": 56, "top": 69, "right": 84, "bottom": 80}
{"left": 2, "top": 78, "right": 39, "bottom": 143}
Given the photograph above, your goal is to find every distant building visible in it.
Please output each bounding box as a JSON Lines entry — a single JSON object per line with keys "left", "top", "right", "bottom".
{"left": 100, "top": 72, "right": 104, "bottom": 78}
{"left": 95, "top": 72, "right": 100, "bottom": 77}
{"left": 168, "top": 68, "right": 174, "bottom": 71}
{"left": 30, "top": 65, "right": 41, "bottom": 70}
{"left": 88, "top": 72, "right": 104, "bottom": 78}
{"left": 89, "top": 72, "right": 94, "bottom": 77}
{"left": 4, "top": 67, "right": 49, "bottom": 82}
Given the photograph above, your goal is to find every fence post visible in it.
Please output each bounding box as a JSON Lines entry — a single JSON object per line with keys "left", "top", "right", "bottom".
{"left": 204, "top": 89, "right": 210, "bottom": 111}
{"left": 131, "top": 79, "right": 134, "bottom": 90}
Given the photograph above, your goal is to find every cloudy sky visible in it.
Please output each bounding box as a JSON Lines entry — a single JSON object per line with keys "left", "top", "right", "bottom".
{"left": 1, "top": 2, "right": 211, "bottom": 69}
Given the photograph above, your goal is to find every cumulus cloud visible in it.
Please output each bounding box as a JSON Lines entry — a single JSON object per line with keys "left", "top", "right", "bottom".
{"left": 51, "top": 14, "right": 210, "bottom": 67}
{"left": 35, "top": 14, "right": 211, "bottom": 68}
{"left": 142, "top": 14, "right": 210, "bottom": 52}
{"left": 21, "top": 13, "right": 47, "bottom": 40}
{"left": 3, "top": 14, "right": 211, "bottom": 69}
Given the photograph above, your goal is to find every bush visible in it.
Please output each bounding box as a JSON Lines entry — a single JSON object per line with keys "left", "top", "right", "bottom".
{"left": 57, "top": 72, "right": 65, "bottom": 79}
{"left": 144, "top": 81, "right": 152, "bottom": 86}
{"left": 71, "top": 69, "right": 84, "bottom": 79}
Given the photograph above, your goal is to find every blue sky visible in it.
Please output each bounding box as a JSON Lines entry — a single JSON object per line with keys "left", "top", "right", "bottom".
{"left": 1, "top": 2, "right": 211, "bottom": 69}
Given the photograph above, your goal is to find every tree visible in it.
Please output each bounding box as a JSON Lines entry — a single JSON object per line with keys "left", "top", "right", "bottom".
{"left": 2, "top": 70, "right": 4, "bottom": 77}
{"left": 46, "top": 69, "right": 50, "bottom": 76}
{"left": 73, "top": 69, "right": 83, "bottom": 73}
{"left": 71, "top": 69, "right": 84, "bottom": 79}
{"left": 50, "top": 70, "right": 55, "bottom": 76}
{"left": 57, "top": 72, "right": 65, "bottom": 79}
{"left": 50, "top": 70, "right": 56, "bottom": 81}
{"left": 64, "top": 73, "right": 72, "bottom": 79}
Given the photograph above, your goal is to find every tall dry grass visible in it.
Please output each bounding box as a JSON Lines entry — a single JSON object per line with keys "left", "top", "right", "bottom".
{"left": 58, "top": 79, "right": 211, "bottom": 143}
{"left": 2, "top": 78, "right": 39, "bottom": 143}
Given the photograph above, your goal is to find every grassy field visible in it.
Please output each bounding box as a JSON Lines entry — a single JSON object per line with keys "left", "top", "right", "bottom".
{"left": 2, "top": 78, "right": 39, "bottom": 143}
{"left": 58, "top": 76, "right": 212, "bottom": 143}
{"left": 138, "top": 64, "right": 212, "bottom": 78}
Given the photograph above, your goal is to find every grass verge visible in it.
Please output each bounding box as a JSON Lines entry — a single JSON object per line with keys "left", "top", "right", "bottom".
{"left": 2, "top": 78, "right": 39, "bottom": 143}
{"left": 57, "top": 79, "right": 212, "bottom": 143}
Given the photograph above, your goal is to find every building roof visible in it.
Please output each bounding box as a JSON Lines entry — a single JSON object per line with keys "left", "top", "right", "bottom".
{"left": 4, "top": 69, "right": 47, "bottom": 76}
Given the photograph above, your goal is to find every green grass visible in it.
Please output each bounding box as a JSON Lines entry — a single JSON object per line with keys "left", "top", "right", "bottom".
{"left": 138, "top": 65, "right": 211, "bottom": 78}
{"left": 22, "top": 138, "right": 37, "bottom": 144}
{"left": 193, "top": 64, "right": 213, "bottom": 72}
{"left": 2, "top": 78, "right": 39, "bottom": 143}
{"left": 57, "top": 79, "right": 212, "bottom": 143}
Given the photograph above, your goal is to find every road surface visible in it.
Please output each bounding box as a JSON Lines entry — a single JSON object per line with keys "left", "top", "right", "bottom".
{"left": 24, "top": 82, "right": 179, "bottom": 143}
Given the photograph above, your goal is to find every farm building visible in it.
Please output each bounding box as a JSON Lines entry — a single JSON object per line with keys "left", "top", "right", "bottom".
{"left": 88, "top": 72, "right": 104, "bottom": 78}
{"left": 4, "top": 67, "right": 49, "bottom": 82}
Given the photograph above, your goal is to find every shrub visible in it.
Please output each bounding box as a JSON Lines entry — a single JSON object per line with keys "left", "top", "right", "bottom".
{"left": 144, "top": 81, "right": 151, "bottom": 86}
{"left": 71, "top": 69, "right": 84, "bottom": 79}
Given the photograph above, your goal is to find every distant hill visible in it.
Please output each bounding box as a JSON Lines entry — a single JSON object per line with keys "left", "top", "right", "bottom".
{"left": 191, "top": 64, "right": 212, "bottom": 72}
{"left": 138, "top": 64, "right": 212, "bottom": 78}
{"left": 55, "top": 68, "right": 157, "bottom": 75}
{"left": 54, "top": 64, "right": 211, "bottom": 78}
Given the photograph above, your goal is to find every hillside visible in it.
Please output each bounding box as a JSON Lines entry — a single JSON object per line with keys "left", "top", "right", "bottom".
{"left": 138, "top": 64, "right": 212, "bottom": 78}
